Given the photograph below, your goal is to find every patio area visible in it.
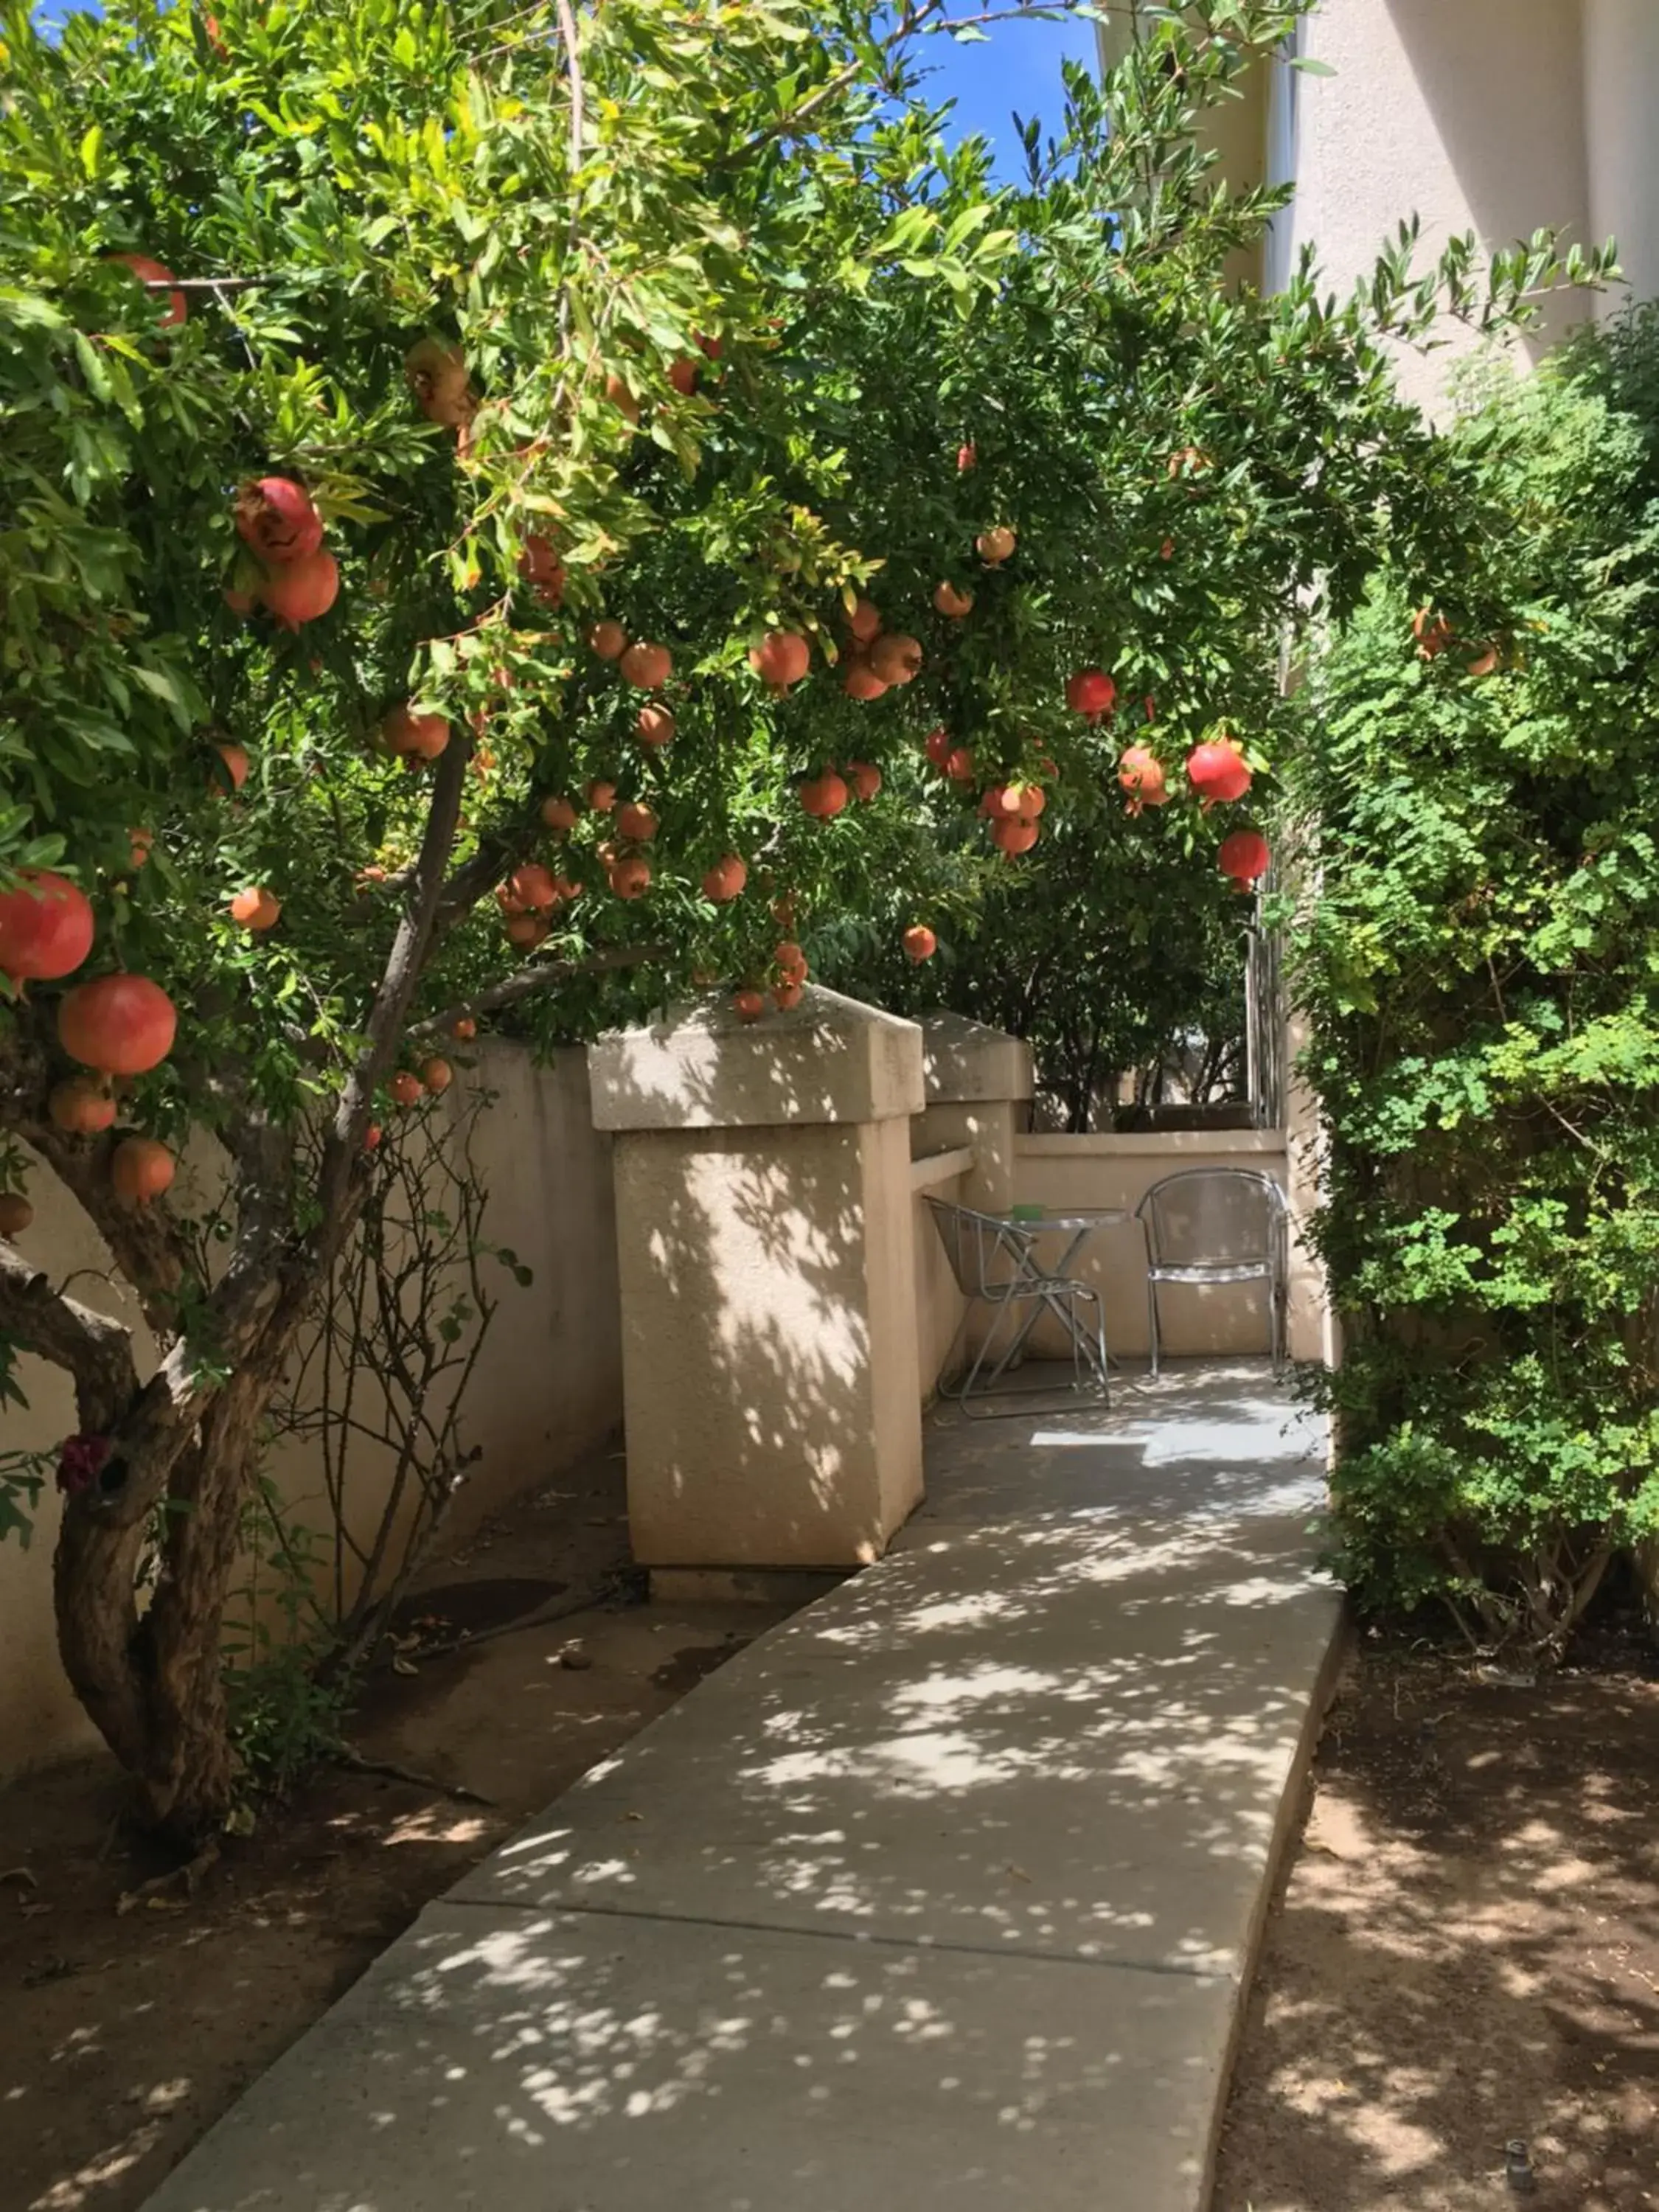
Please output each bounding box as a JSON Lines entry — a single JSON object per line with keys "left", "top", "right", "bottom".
{"left": 141, "top": 1363, "right": 1343, "bottom": 2212}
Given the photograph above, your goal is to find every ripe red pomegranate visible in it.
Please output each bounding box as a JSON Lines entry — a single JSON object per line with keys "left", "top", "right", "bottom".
{"left": 609, "top": 855, "right": 652, "bottom": 900}
{"left": 1186, "top": 740, "right": 1252, "bottom": 805}
{"left": 128, "top": 829, "right": 153, "bottom": 870}
{"left": 772, "top": 977, "right": 804, "bottom": 1012}
{"left": 0, "top": 872, "right": 95, "bottom": 982}
{"left": 636, "top": 703, "right": 675, "bottom": 747}
{"left": 844, "top": 658, "right": 887, "bottom": 700}
{"left": 505, "top": 914, "right": 550, "bottom": 947}
{"left": 363, "top": 1123, "right": 383, "bottom": 1154}
{"left": 1066, "top": 667, "right": 1117, "bottom": 722}
{"left": 112, "top": 253, "right": 185, "bottom": 327}
{"left": 925, "top": 728, "right": 953, "bottom": 769}
{"left": 1413, "top": 607, "right": 1453, "bottom": 659}
{"left": 260, "top": 548, "right": 338, "bottom": 628}
{"left": 0, "top": 1192, "right": 32, "bottom": 1236}
{"left": 587, "top": 619, "right": 627, "bottom": 661}
{"left": 1160, "top": 538, "right": 1175, "bottom": 561}
{"left": 49, "top": 1078, "right": 116, "bottom": 1135}
{"left": 903, "top": 925, "right": 937, "bottom": 963}
{"left": 695, "top": 332, "right": 722, "bottom": 361}
{"left": 588, "top": 779, "right": 617, "bottom": 812}
{"left": 111, "top": 1136, "right": 175, "bottom": 1205}
{"left": 1118, "top": 744, "right": 1169, "bottom": 813}
{"left": 229, "top": 886, "right": 282, "bottom": 931}
{"left": 845, "top": 597, "right": 883, "bottom": 644}
{"left": 749, "top": 631, "right": 812, "bottom": 692}
{"left": 519, "top": 535, "right": 566, "bottom": 608}
{"left": 507, "top": 863, "right": 560, "bottom": 913}
{"left": 604, "top": 372, "right": 641, "bottom": 424}
{"left": 869, "top": 633, "right": 922, "bottom": 686}
{"left": 619, "top": 641, "right": 671, "bottom": 690}
{"left": 976, "top": 526, "right": 1017, "bottom": 566}
{"left": 992, "top": 817, "right": 1040, "bottom": 856}
{"left": 956, "top": 442, "right": 977, "bottom": 473}
{"left": 234, "top": 477, "right": 324, "bottom": 564}
{"left": 421, "top": 1057, "right": 454, "bottom": 1095}
{"left": 1218, "top": 830, "right": 1270, "bottom": 888}
{"left": 846, "top": 761, "right": 882, "bottom": 802}
{"left": 773, "top": 942, "right": 807, "bottom": 978}
{"left": 58, "top": 973, "right": 176, "bottom": 1076}
{"left": 1465, "top": 644, "right": 1500, "bottom": 678}
{"left": 945, "top": 747, "right": 975, "bottom": 784}
{"left": 701, "top": 855, "right": 748, "bottom": 902}
{"left": 541, "top": 795, "right": 580, "bottom": 832}
{"left": 213, "top": 742, "right": 249, "bottom": 793}
{"left": 667, "top": 356, "right": 700, "bottom": 396}
{"left": 406, "top": 338, "right": 474, "bottom": 427}
{"left": 734, "top": 990, "right": 765, "bottom": 1023}
{"left": 933, "top": 581, "right": 973, "bottom": 619}
{"left": 451, "top": 1016, "right": 478, "bottom": 1040}
{"left": 616, "top": 801, "right": 659, "bottom": 844}
{"left": 799, "top": 771, "right": 849, "bottom": 819}
{"left": 383, "top": 706, "right": 451, "bottom": 759}
{"left": 389, "top": 1071, "right": 424, "bottom": 1107}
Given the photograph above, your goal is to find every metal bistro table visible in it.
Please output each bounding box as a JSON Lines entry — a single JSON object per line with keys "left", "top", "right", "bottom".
{"left": 925, "top": 1197, "right": 1128, "bottom": 1416}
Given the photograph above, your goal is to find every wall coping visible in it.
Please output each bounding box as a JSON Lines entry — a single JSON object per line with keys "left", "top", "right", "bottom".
{"left": 589, "top": 985, "right": 925, "bottom": 1132}
{"left": 1017, "top": 1128, "right": 1287, "bottom": 1159}
{"left": 919, "top": 1011, "right": 1035, "bottom": 1105}
{"left": 909, "top": 1145, "right": 977, "bottom": 1192}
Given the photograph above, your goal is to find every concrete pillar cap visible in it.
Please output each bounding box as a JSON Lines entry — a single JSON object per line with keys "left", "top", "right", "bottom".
{"left": 919, "top": 1011, "right": 1035, "bottom": 1105}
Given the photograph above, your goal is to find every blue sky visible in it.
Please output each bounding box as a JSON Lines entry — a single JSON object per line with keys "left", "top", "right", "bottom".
{"left": 915, "top": 11, "right": 1099, "bottom": 181}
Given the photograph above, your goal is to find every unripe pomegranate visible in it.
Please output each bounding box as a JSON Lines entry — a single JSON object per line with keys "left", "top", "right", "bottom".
{"left": 846, "top": 761, "right": 882, "bottom": 803}
{"left": 234, "top": 476, "right": 324, "bottom": 565}
{"left": 956, "top": 442, "right": 977, "bottom": 473}
{"left": 49, "top": 1078, "right": 116, "bottom": 1135}
{"left": 0, "top": 872, "right": 94, "bottom": 982}
{"left": 733, "top": 990, "right": 765, "bottom": 1023}
{"left": 406, "top": 338, "right": 474, "bottom": 427}
{"left": 0, "top": 1192, "right": 32, "bottom": 1237}
{"left": 588, "top": 779, "right": 617, "bottom": 812}
{"left": 1186, "top": 740, "right": 1252, "bottom": 805}
{"left": 933, "top": 582, "right": 973, "bottom": 619}
{"left": 383, "top": 706, "right": 451, "bottom": 760}
{"left": 541, "top": 795, "right": 580, "bottom": 833}
{"left": 58, "top": 973, "right": 177, "bottom": 1076}
{"left": 636, "top": 704, "right": 675, "bottom": 747}
{"left": 799, "top": 771, "right": 849, "bottom": 819}
{"left": 1119, "top": 744, "right": 1169, "bottom": 813}
{"left": 976, "top": 525, "right": 1016, "bottom": 566}
{"left": 616, "top": 801, "right": 658, "bottom": 844}
{"left": 748, "top": 630, "right": 812, "bottom": 692}
{"left": 260, "top": 549, "right": 338, "bottom": 629}
{"left": 229, "top": 886, "right": 282, "bottom": 931}
{"left": 992, "top": 816, "right": 1040, "bottom": 856}
{"left": 619, "top": 641, "right": 672, "bottom": 690}
{"left": 903, "top": 925, "right": 937, "bottom": 963}
{"left": 389, "top": 1071, "right": 424, "bottom": 1107}
{"left": 587, "top": 619, "right": 627, "bottom": 661}
{"left": 451, "top": 1016, "right": 478, "bottom": 1040}
{"left": 772, "top": 977, "right": 804, "bottom": 1012}
{"left": 845, "top": 597, "right": 883, "bottom": 644}
{"left": 421, "top": 1057, "right": 454, "bottom": 1095}
{"left": 111, "top": 252, "right": 185, "bottom": 327}
{"left": 702, "top": 855, "right": 748, "bottom": 902}
{"left": 213, "top": 742, "right": 249, "bottom": 793}
{"left": 1218, "top": 830, "right": 1270, "bottom": 888}
{"left": 869, "top": 633, "right": 922, "bottom": 686}
{"left": 609, "top": 854, "right": 652, "bottom": 900}
{"left": 111, "top": 1136, "right": 175, "bottom": 1206}
{"left": 844, "top": 658, "right": 888, "bottom": 700}
{"left": 1066, "top": 666, "right": 1117, "bottom": 721}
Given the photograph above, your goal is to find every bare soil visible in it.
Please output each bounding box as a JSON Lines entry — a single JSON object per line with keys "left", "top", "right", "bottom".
{"left": 1214, "top": 1627, "right": 1659, "bottom": 2212}
{"left": 0, "top": 1441, "right": 797, "bottom": 2212}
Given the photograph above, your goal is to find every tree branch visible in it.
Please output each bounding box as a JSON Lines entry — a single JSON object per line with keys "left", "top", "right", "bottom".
{"left": 0, "top": 1242, "right": 139, "bottom": 1432}
{"left": 407, "top": 942, "right": 667, "bottom": 1045}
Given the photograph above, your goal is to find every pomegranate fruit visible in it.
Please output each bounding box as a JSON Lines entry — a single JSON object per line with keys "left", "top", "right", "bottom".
{"left": 604, "top": 372, "right": 641, "bottom": 425}
{"left": 406, "top": 338, "right": 474, "bottom": 427}
{"left": 505, "top": 914, "right": 550, "bottom": 948}
{"left": 588, "top": 779, "right": 617, "bottom": 812}
{"left": 363, "top": 1123, "right": 383, "bottom": 1153}
{"left": 869, "top": 633, "right": 922, "bottom": 686}
{"left": 1218, "top": 830, "right": 1270, "bottom": 888}
{"left": 844, "top": 658, "right": 888, "bottom": 700}
{"left": 749, "top": 630, "right": 812, "bottom": 692}
{"left": 701, "top": 855, "right": 748, "bottom": 902}
{"left": 667, "top": 356, "right": 700, "bottom": 396}
{"left": 213, "top": 741, "right": 249, "bottom": 793}
{"left": 1466, "top": 643, "right": 1500, "bottom": 678}
{"left": 799, "top": 771, "right": 849, "bottom": 819}
{"left": 507, "top": 863, "right": 560, "bottom": 913}
{"left": 616, "top": 801, "right": 659, "bottom": 844}
{"left": 772, "top": 977, "right": 804, "bottom": 1012}
{"left": 956, "top": 442, "right": 977, "bottom": 473}
{"left": 933, "top": 581, "right": 973, "bottom": 619}
{"left": 58, "top": 973, "right": 177, "bottom": 1076}
{"left": 519, "top": 533, "right": 565, "bottom": 605}
{"left": 845, "top": 597, "right": 883, "bottom": 644}
{"left": 234, "top": 476, "right": 324, "bottom": 564}
{"left": 1118, "top": 744, "right": 1169, "bottom": 813}
{"left": 383, "top": 706, "right": 451, "bottom": 760}
{"left": 1168, "top": 445, "right": 1207, "bottom": 477}
{"left": 1066, "top": 666, "right": 1117, "bottom": 721}
{"left": 619, "top": 641, "right": 672, "bottom": 690}
{"left": 587, "top": 618, "right": 627, "bottom": 661}
{"left": 636, "top": 703, "right": 675, "bottom": 747}
{"left": 903, "top": 925, "right": 937, "bottom": 963}
{"left": 992, "top": 817, "right": 1040, "bottom": 856}
{"left": 389, "top": 1071, "right": 424, "bottom": 1107}
{"left": 0, "top": 871, "right": 95, "bottom": 982}
{"left": 111, "top": 1136, "right": 175, "bottom": 1205}
{"left": 451, "top": 1016, "right": 478, "bottom": 1040}
{"left": 846, "top": 761, "right": 882, "bottom": 802}
{"left": 609, "top": 855, "right": 652, "bottom": 900}
{"left": 260, "top": 548, "right": 338, "bottom": 628}
{"left": 945, "top": 747, "right": 975, "bottom": 783}
{"left": 774, "top": 942, "right": 807, "bottom": 977}
{"left": 229, "top": 886, "right": 282, "bottom": 931}
{"left": 421, "top": 1057, "right": 453, "bottom": 1095}
{"left": 925, "top": 728, "right": 953, "bottom": 769}
{"left": 1413, "top": 606, "right": 1453, "bottom": 659}
{"left": 112, "top": 252, "right": 185, "bottom": 327}
{"left": 0, "top": 1192, "right": 32, "bottom": 1237}
{"left": 49, "top": 1078, "right": 116, "bottom": 1135}
{"left": 1186, "top": 740, "right": 1252, "bottom": 805}
{"left": 733, "top": 990, "right": 765, "bottom": 1023}
{"left": 976, "top": 525, "right": 1016, "bottom": 566}
{"left": 541, "top": 795, "right": 580, "bottom": 832}
{"left": 128, "top": 828, "right": 154, "bottom": 869}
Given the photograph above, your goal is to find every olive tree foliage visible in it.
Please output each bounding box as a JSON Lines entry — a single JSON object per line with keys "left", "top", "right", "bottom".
{"left": 0, "top": 0, "right": 1605, "bottom": 1839}
{"left": 1288, "top": 312, "right": 1659, "bottom": 1655}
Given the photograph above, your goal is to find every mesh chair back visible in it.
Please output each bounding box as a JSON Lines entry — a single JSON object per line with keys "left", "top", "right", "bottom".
{"left": 924, "top": 1197, "right": 1034, "bottom": 1301}
{"left": 1137, "top": 1168, "right": 1283, "bottom": 1272}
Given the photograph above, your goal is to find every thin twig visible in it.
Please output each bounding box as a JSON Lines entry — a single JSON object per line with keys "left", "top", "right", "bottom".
{"left": 331, "top": 1746, "right": 495, "bottom": 1806}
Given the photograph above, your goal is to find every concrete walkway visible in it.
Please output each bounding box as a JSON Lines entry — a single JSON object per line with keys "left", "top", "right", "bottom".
{"left": 144, "top": 1364, "right": 1341, "bottom": 2212}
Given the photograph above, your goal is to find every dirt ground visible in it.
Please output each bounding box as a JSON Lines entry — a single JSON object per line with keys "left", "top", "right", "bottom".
{"left": 0, "top": 1440, "right": 797, "bottom": 2212}
{"left": 1214, "top": 1625, "right": 1659, "bottom": 2212}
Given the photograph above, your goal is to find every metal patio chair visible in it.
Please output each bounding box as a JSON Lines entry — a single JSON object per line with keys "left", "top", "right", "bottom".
{"left": 1134, "top": 1167, "right": 1288, "bottom": 1378}
{"left": 924, "top": 1196, "right": 1110, "bottom": 1417}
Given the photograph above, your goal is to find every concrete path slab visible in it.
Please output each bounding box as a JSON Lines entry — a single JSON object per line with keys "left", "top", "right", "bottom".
{"left": 142, "top": 1364, "right": 1340, "bottom": 2212}
{"left": 140, "top": 1905, "right": 1231, "bottom": 2212}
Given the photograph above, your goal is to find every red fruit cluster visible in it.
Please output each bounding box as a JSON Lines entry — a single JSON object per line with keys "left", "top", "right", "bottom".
{"left": 229, "top": 476, "right": 338, "bottom": 630}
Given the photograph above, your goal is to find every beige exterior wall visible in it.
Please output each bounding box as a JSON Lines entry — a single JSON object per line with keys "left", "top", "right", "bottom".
{"left": 911, "top": 1148, "right": 975, "bottom": 1404}
{"left": 0, "top": 1043, "right": 622, "bottom": 1781}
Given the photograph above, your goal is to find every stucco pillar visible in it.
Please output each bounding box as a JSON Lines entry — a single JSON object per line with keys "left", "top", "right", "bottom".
{"left": 1585, "top": 0, "right": 1659, "bottom": 313}
{"left": 914, "top": 1011, "right": 1034, "bottom": 1211}
{"left": 588, "top": 987, "right": 926, "bottom": 1572}
{"left": 1283, "top": 1006, "right": 1338, "bottom": 1368}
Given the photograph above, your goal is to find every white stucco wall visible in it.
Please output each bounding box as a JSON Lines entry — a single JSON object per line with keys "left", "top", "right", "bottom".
{"left": 1584, "top": 0, "right": 1659, "bottom": 315}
